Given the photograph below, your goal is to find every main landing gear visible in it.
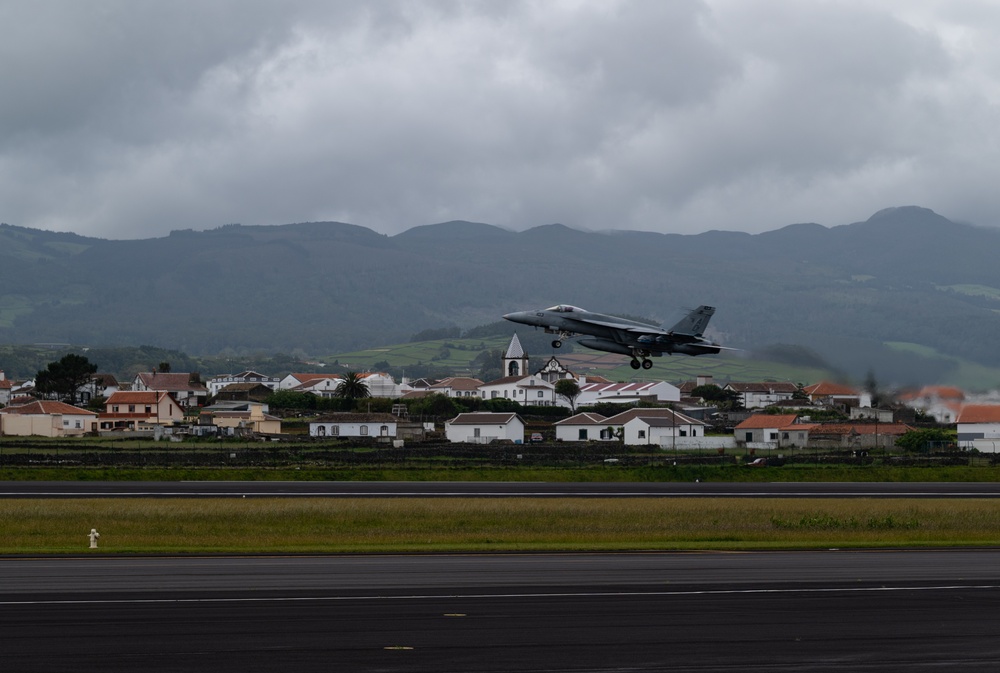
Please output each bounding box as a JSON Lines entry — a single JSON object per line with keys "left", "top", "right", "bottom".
{"left": 629, "top": 350, "right": 654, "bottom": 370}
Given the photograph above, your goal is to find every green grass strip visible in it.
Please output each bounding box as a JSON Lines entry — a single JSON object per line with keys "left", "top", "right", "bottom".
{"left": 2, "top": 497, "right": 999, "bottom": 554}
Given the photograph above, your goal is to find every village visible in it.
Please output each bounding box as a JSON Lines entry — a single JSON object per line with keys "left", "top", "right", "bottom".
{"left": 1, "top": 333, "right": 999, "bottom": 454}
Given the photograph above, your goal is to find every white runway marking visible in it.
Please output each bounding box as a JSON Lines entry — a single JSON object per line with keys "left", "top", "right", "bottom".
{"left": 2, "top": 584, "right": 997, "bottom": 606}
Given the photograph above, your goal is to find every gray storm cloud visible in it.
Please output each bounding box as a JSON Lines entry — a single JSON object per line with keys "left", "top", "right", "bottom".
{"left": 0, "top": 0, "right": 995, "bottom": 238}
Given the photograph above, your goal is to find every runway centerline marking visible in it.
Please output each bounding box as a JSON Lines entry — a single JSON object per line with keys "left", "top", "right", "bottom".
{"left": 2, "top": 584, "right": 997, "bottom": 606}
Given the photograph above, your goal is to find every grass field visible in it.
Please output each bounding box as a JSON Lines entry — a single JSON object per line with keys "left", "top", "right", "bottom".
{"left": 4, "top": 497, "right": 999, "bottom": 554}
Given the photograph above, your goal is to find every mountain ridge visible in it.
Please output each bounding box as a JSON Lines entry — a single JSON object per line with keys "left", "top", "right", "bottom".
{"left": 1, "top": 206, "right": 998, "bottom": 386}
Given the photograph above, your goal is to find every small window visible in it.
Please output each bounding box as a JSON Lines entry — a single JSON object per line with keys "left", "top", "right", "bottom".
{"left": 537, "top": 391, "right": 543, "bottom": 398}
{"left": 128, "top": 405, "right": 135, "bottom": 412}
{"left": 638, "top": 430, "right": 646, "bottom": 439}
{"left": 679, "top": 429, "right": 687, "bottom": 437}
{"left": 361, "top": 426, "right": 369, "bottom": 436}
{"left": 331, "top": 425, "right": 339, "bottom": 436}
{"left": 578, "top": 429, "right": 588, "bottom": 440}
{"left": 380, "top": 425, "right": 389, "bottom": 436}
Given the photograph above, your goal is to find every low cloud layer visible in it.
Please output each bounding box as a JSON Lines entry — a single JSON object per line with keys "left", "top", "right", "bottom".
{"left": 1, "top": 1, "right": 998, "bottom": 238}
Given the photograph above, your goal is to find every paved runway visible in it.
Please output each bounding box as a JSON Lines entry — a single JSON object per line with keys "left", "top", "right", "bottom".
{"left": 4, "top": 479, "right": 1000, "bottom": 497}
{"left": 2, "top": 550, "right": 1000, "bottom": 672}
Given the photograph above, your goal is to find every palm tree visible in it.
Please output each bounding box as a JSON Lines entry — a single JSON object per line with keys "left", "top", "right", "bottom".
{"left": 335, "top": 372, "right": 371, "bottom": 400}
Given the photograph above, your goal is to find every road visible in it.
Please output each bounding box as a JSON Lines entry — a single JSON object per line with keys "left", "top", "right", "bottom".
{"left": 3, "top": 550, "right": 1000, "bottom": 672}
{"left": 3, "top": 479, "right": 1000, "bottom": 497}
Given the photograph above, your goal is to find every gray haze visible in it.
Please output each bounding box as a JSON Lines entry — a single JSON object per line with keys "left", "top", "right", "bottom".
{"left": 2, "top": 0, "right": 998, "bottom": 239}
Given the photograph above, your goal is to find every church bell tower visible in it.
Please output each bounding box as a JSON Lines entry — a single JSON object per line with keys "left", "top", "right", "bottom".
{"left": 503, "top": 333, "right": 530, "bottom": 378}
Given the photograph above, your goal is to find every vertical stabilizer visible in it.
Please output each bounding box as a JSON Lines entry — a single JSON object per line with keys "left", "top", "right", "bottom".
{"left": 668, "top": 306, "right": 715, "bottom": 336}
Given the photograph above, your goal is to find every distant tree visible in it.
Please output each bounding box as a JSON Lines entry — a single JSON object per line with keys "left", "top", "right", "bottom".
{"left": 691, "top": 384, "right": 743, "bottom": 410}
{"left": 157, "top": 361, "right": 172, "bottom": 373}
{"left": 335, "top": 372, "right": 371, "bottom": 400}
{"left": 407, "top": 393, "right": 459, "bottom": 419}
{"left": 555, "top": 379, "right": 582, "bottom": 413}
{"left": 483, "top": 398, "right": 521, "bottom": 412}
{"left": 896, "top": 428, "right": 954, "bottom": 453}
{"left": 35, "top": 354, "right": 98, "bottom": 404}
{"left": 266, "top": 390, "right": 318, "bottom": 410}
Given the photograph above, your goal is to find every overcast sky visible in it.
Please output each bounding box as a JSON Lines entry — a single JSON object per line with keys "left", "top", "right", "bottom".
{"left": 2, "top": 0, "right": 1000, "bottom": 239}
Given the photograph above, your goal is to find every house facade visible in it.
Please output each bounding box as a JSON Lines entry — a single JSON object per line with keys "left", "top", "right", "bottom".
{"left": 99, "top": 391, "right": 185, "bottom": 431}
{"left": 553, "top": 412, "right": 618, "bottom": 442}
{"left": 207, "top": 370, "right": 281, "bottom": 396}
{"left": 133, "top": 372, "right": 208, "bottom": 409}
{"left": 734, "top": 414, "right": 811, "bottom": 448}
{"left": 479, "top": 374, "right": 558, "bottom": 406}
{"left": 621, "top": 411, "right": 709, "bottom": 448}
{"left": 0, "top": 401, "right": 98, "bottom": 437}
{"left": 575, "top": 381, "right": 680, "bottom": 406}
{"left": 957, "top": 405, "right": 1000, "bottom": 452}
{"left": 445, "top": 412, "right": 525, "bottom": 443}
{"left": 724, "top": 382, "right": 799, "bottom": 409}
{"left": 309, "top": 413, "right": 399, "bottom": 439}
{"left": 429, "top": 377, "right": 484, "bottom": 399}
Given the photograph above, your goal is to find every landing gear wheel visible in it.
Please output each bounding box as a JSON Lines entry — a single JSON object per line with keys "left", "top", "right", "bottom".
{"left": 552, "top": 340, "right": 562, "bottom": 349}
{"left": 630, "top": 359, "right": 641, "bottom": 369}
{"left": 641, "top": 359, "right": 653, "bottom": 370}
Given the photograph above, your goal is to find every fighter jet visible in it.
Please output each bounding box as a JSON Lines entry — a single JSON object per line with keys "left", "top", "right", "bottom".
{"left": 503, "top": 304, "right": 729, "bottom": 370}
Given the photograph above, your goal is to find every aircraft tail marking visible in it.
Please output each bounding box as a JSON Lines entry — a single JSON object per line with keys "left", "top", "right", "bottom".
{"left": 668, "top": 305, "right": 715, "bottom": 336}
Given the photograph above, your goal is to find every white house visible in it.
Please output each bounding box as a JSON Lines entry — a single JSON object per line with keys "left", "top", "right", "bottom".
{"left": 479, "top": 374, "right": 559, "bottom": 406}
{"left": 724, "top": 382, "right": 799, "bottom": 409}
{"left": 289, "top": 376, "right": 343, "bottom": 398}
{"left": 208, "top": 370, "right": 281, "bottom": 396}
{"left": 76, "top": 373, "right": 120, "bottom": 404}
{"left": 957, "top": 405, "right": 1000, "bottom": 452}
{"left": 0, "top": 401, "right": 98, "bottom": 437}
{"left": 445, "top": 412, "right": 525, "bottom": 444}
{"left": 309, "top": 413, "right": 399, "bottom": 439}
{"left": 620, "top": 410, "right": 708, "bottom": 447}
{"left": 553, "top": 412, "right": 617, "bottom": 442}
{"left": 429, "top": 377, "right": 484, "bottom": 399}
{"left": 734, "top": 414, "right": 811, "bottom": 449}
{"left": 576, "top": 381, "right": 680, "bottom": 406}
{"left": 133, "top": 372, "right": 208, "bottom": 409}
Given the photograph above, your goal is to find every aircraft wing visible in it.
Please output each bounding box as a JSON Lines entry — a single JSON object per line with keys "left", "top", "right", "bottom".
{"left": 580, "top": 318, "right": 665, "bottom": 334}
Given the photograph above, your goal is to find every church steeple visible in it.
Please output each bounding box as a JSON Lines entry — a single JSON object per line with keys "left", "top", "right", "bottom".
{"left": 504, "top": 333, "right": 530, "bottom": 378}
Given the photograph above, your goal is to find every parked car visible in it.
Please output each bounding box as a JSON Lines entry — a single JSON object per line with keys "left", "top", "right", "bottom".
{"left": 530, "top": 433, "right": 544, "bottom": 442}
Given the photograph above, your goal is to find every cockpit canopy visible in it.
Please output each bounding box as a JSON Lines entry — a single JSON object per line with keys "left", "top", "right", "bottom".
{"left": 545, "top": 304, "right": 585, "bottom": 313}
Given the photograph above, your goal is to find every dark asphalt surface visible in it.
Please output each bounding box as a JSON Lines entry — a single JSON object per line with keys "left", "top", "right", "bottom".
{"left": 2, "top": 550, "right": 1000, "bottom": 672}
{"left": 4, "top": 479, "right": 1000, "bottom": 497}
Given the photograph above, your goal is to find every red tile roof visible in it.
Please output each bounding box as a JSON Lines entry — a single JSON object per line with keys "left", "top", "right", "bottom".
{"left": 735, "top": 414, "right": 800, "bottom": 430}
{"left": 803, "top": 381, "right": 858, "bottom": 397}
{"left": 1, "top": 401, "right": 97, "bottom": 416}
{"left": 107, "top": 391, "right": 173, "bottom": 405}
{"left": 137, "top": 373, "right": 207, "bottom": 392}
{"left": 957, "top": 405, "right": 1000, "bottom": 424}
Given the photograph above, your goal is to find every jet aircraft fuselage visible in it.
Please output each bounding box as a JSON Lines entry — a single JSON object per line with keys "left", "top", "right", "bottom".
{"left": 502, "top": 304, "right": 725, "bottom": 369}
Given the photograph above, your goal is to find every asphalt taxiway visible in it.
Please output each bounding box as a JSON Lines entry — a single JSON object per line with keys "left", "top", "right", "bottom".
{"left": 2, "top": 550, "right": 1000, "bottom": 672}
